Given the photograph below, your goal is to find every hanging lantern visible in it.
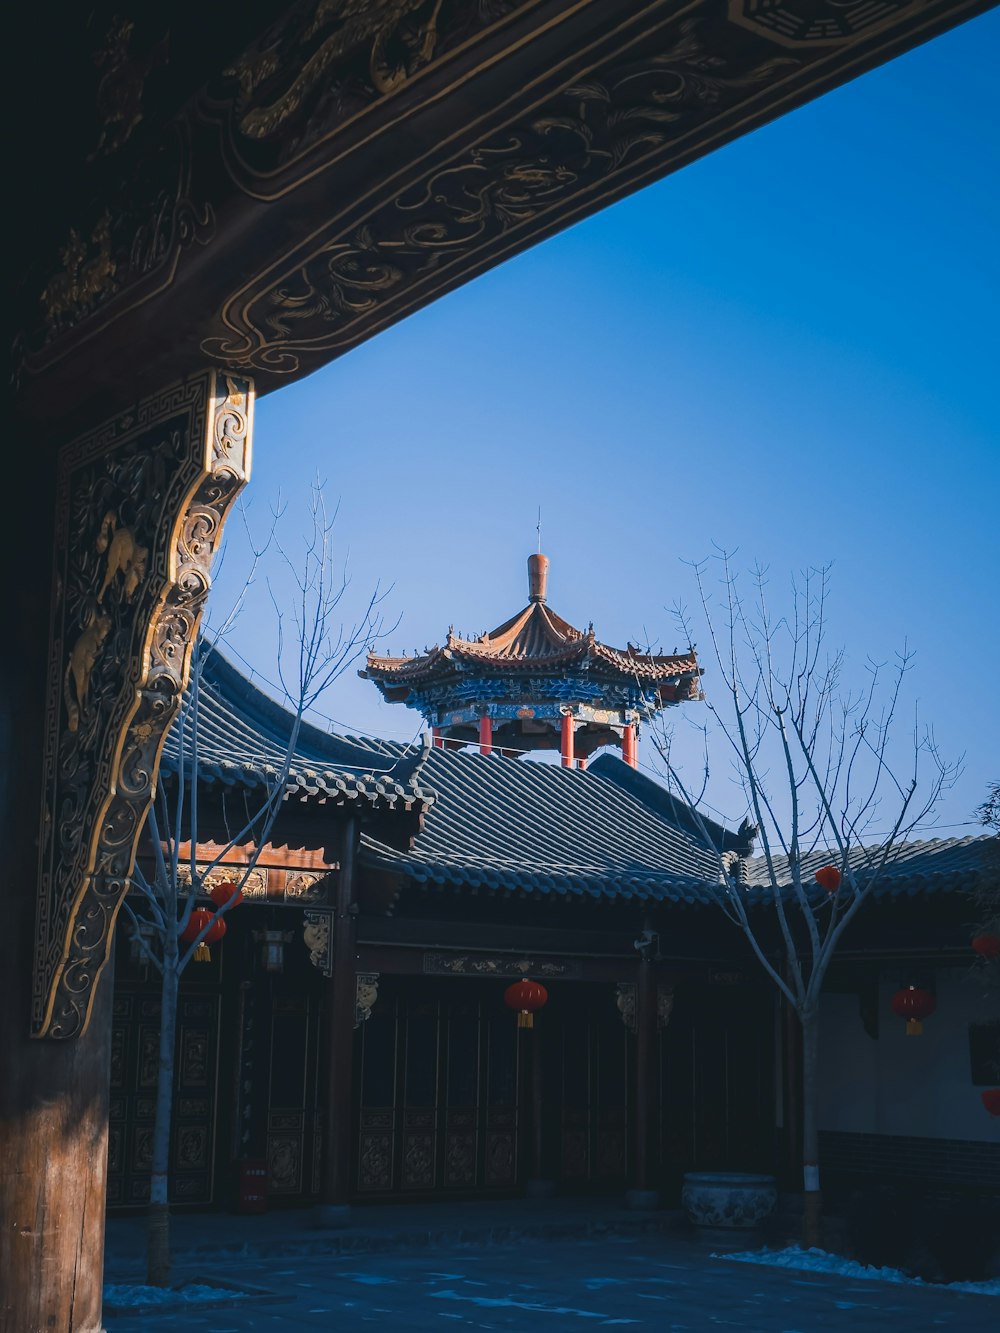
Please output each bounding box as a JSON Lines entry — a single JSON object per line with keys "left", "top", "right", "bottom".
{"left": 981, "top": 1089, "right": 1000, "bottom": 1117}
{"left": 814, "top": 865, "right": 841, "bottom": 893}
{"left": 504, "top": 977, "right": 548, "bottom": 1029}
{"left": 253, "top": 929, "right": 294, "bottom": 974}
{"left": 180, "top": 907, "right": 215, "bottom": 962}
{"left": 890, "top": 985, "right": 935, "bottom": 1036}
{"left": 209, "top": 880, "right": 243, "bottom": 911}
{"left": 971, "top": 932, "right": 1000, "bottom": 959}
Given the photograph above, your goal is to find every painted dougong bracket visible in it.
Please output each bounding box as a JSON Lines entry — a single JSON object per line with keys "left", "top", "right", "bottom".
{"left": 33, "top": 370, "right": 253, "bottom": 1038}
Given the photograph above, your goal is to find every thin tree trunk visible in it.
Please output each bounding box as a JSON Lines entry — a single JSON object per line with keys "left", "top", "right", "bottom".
{"left": 800, "top": 1006, "right": 821, "bottom": 1250}
{"left": 147, "top": 945, "right": 178, "bottom": 1286}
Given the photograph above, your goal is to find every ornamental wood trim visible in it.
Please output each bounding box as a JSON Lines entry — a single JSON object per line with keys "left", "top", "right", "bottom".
{"left": 33, "top": 370, "right": 253, "bottom": 1039}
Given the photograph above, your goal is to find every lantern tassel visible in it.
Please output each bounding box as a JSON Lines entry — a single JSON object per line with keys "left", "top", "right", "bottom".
{"left": 905, "top": 1019, "right": 923, "bottom": 1036}
{"left": 194, "top": 942, "right": 211, "bottom": 963}
{"left": 517, "top": 1011, "right": 533, "bottom": 1029}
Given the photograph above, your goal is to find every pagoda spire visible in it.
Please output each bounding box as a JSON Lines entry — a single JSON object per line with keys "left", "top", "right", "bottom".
{"left": 528, "top": 552, "right": 549, "bottom": 604}
{"left": 360, "top": 552, "right": 702, "bottom": 760}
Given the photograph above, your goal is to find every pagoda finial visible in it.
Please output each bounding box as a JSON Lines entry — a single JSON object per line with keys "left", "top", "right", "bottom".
{"left": 528, "top": 552, "right": 549, "bottom": 604}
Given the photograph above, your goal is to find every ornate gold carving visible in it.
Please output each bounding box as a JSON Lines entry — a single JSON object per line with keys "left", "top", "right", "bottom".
{"left": 40, "top": 212, "right": 118, "bottom": 332}
{"left": 229, "top": 0, "right": 443, "bottom": 141}
{"left": 727, "top": 0, "right": 923, "bottom": 48}
{"left": 176, "top": 863, "right": 268, "bottom": 900}
{"left": 303, "top": 909, "right": 333, "bottom": 975}
{"left": 616, "top": 982, "right": 637, "bottom": 1031}
{"left": 64, "top": 613, "right": 112, "bottom": 733}
{"left": 220, "top": 0, "right": 527, "bottom": 176}
{"left": 34, "top": 371, "right": 254, "bottom": 1039}
{"left": 657, "top": 984, "right": 675, "bottom": 1029}
{"left": 422, "top": 952, "right": 580, "bottom": 977}
{"left": 96, "top": 512, "right": 149, "bottom": 604}
{"left": 204, "top": 18, "right": 798, "bottom": 373}
{"left": 89, "top": 17, "right": 170, "bottom": 160}
{"left": 29, "top": 121, "right": 213, "bottom": 358}
{"left": 355, "top": 972, "right": 380, "bottom": 1027}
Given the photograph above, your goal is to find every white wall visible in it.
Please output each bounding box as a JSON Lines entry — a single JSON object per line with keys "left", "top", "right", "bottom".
{"left": 817, "top": 972, "right": 1000, "bottom": 1141}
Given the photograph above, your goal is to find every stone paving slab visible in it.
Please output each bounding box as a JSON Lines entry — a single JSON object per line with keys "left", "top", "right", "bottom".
{"left": 103, "top": 1197, "right": 700, "bottom": 1279}
{"left": 101, "top": 1233, "right": 996, "bottom": 1333}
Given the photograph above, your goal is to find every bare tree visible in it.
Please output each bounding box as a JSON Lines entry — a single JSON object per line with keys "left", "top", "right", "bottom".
{"left": 968, "top": 781, "right": 1000, "bottom": 996}
{"left": 122, "top": 483, "right": 394, "bottom": 1286}
{"left": 647, "top": 551, "right": 958, "bottom": 1248}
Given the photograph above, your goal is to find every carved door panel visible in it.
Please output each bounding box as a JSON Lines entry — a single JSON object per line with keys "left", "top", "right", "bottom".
{"left": 556, "top": 990, "right": 630, "bottom": 1191}
{"left": 265, "top": 993, "right": 324, "bottom": 1197}
{"left": 658, "top": 980, "right": 774, "bottom": 1195}
{"left": 355, "top": 979, "right": 520, "bottom": 1196}
{"left": 107, "top": 989, "right": 220, "bottom": 1208}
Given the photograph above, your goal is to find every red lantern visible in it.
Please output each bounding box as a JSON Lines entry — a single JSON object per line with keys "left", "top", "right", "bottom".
{"left": 981, "top": 1089, "right": 1000, "bottom": 1117}
{"left": 814, "top": 865, "right": 841, "bottom": 893}
{"left": 890, "top": 985, "right": 935, "bottom": 1036}
{"left": 179, "top": 907, "right": 224, "bottom": 962}
{"left": 971, "top": 932, "right": 1000, "bottom": 959}
{"left": 504, "top": 977, "right": 548, "bottom": 1029}
{"left": 209, "top": 880, "right": 243, "bottom": 910}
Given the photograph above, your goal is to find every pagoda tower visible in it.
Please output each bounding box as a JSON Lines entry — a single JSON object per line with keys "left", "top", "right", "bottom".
{"left": 360, "top": 554, "right": 702, "bottom": 767}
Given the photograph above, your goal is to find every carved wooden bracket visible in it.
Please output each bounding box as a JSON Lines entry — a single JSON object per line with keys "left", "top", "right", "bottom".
{"left": 616, "top": 982, "right": 637, "bottom": 1031}
{"left": 33, "top": 369, "right": 253, "bottom": 1038}
{"left": 303, "top": 909, "right": 334, "bottom": 977}
{"left": 355, "top": 972, "right": 379, "bottom": 1028}
{"left": 657, "top": 985, "right": 675, "bottom": 1030}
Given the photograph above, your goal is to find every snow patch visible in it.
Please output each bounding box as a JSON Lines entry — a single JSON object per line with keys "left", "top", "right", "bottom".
{"left": 712, "top": 1246, "right": 1000, "bottom": 1296}
{"left": 103, "top": 1282, "right": 247, "bottom": 1308}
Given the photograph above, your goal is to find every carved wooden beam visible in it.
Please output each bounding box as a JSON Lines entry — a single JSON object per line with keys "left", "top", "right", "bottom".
{"left": 13, "top": 0, "right": 991, "bottom": 427}
{"left": 34, "top": 370, "right": 253, "bottom": 1038}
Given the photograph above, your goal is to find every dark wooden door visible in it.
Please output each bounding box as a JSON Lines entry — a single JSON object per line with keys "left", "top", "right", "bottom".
{"left": 355, "top": 978, "right": 521, "bottom": 1197}
{"left": 658, "top": 978, "right": 775, "bottom": 1197}
{"left": 107, "top": 987, "right": 221, "bottom": 1209}
{"left": 551, "top": 987, "right": 631, "bottom": 1192}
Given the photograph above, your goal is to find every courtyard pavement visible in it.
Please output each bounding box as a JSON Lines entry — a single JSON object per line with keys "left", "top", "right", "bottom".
{"left": 101, "top": 1197, "right": 996, "bottom": 1332}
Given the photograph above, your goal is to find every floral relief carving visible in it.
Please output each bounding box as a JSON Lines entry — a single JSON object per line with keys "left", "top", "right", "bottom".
{"left": 34, "top": 371, "right": 253, "bottom": 1039}
{"left": 204, "top": 17, "right": 799, "bottom": 374}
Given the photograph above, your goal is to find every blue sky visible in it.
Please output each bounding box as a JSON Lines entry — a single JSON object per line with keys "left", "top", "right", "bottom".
{"left": 210, "top": 9, "right": 999, "bottom": 840}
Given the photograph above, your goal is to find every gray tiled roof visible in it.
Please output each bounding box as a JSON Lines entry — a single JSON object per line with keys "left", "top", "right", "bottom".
{"left": 161, "top": 647, "right": 434, "bottom": 811}
{"left": 362, "top": 750, "right": 751, "bottom": 904}
{"left": 361, "top": 750, "right": 992, "bottom": 906}
{"left": 166, "top": 649, "right": 993, "bottom": 901}
{"left": 746, "top": 838, "right": 988, "bottom": 899}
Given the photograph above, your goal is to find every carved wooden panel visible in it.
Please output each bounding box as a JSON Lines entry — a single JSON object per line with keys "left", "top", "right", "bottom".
{"left": 106, "top": 988, "right": 221, "bottom": 1208}
{"left": 35, "top": 369, "right": 253, "bottom": 1038}
{"left": 355, "top": 979, "right": 520, "bottom": 1196}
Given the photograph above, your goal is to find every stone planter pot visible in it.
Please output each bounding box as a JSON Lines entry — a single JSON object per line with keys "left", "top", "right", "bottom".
{"left": 681, "top": 1172, "right": 777, "bottom": 1230}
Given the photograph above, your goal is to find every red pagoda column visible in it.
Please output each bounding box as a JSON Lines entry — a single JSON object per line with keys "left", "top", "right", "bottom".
{"left": 560, "top": 713, "right": 575, "bottom": 768}
{"left": 432, "top": 726, "right": 443, "bottom": 748}
{"left": 622, "top": 723, "right": 637, "bottom": 768}
{"left": 479, "top": 715, "right": 493, "bottom": 756}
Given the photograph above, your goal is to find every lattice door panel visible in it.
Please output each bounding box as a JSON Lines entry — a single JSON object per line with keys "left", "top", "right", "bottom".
{"left": 107, "top": 990, "right": 220, "bottom": 1207}
{"left": 355, "top": 980, "right": 520, "bottom": 1197}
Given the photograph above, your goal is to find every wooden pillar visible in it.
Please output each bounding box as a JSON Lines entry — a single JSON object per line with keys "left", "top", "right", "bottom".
{"left": 432, "top": 726, "right": 443, "bottom": 748}
{"left": 523, "top": 1016, "right": 553, "bottom": 1197}
{"left": 479, "top": 715, "right": 493, "bottom": 756}
{"left": 622, "top": 723, "right": 637, "bottom": 768}
{"left": 560, "top": 713, "right": 575, "bottom": 768}
{"left": 577, "top": 757, "right": 587, "bottom": 771}
{"left": 627, "top": 953, "right": 659, "bottom": 1208}
{"left": 2, "top": 374, "right": 251, "bottom": 1331}
{"left": 1, "top": 461, "right": 112, "bottom": 1331}
{"left": 318, "top": 811, "right": 360, "bottom": 1225}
